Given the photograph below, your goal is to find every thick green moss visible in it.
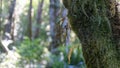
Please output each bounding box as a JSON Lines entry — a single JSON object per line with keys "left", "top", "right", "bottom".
{"left": 63, "top": 0, "right": 120, "bottom": 68}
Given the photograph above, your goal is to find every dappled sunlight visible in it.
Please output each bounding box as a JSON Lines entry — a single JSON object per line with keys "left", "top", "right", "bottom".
{"left": 0, "top": 0, "right": 93, "bottom": 67}
{"left": 0, "top": 51, "right": 20, "bottom": 68}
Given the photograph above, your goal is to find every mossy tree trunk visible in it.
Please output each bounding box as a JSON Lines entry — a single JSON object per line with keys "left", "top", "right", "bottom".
{"left": 63, "top": 0, "right": 120, "bottom": 68}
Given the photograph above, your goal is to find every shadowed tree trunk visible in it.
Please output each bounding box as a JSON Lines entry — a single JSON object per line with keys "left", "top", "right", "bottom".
{"left": 63, "top": 0, "right": 120, "bottom": 68}
{"left": 1, "top": 0, "right": 16, "bottom": 53}
{"left": 27, "top": 0, "right": 32, "bottom": 40}
{"left": 11, "top": 17, "right": 15, "bottom": 41}
{"left": 34, "top": 0, "right": 44, "bottom": 39}
{"left": 0, "top": 0, "right": 2, "bottom": 35}
{"left": 111, "top": 2, "right": 120, "bottom": 60}
{"left": 0, "top": 0, "right": 2, "bottom": 41}
{"left": 3, "top": 0, "right": 16, "bottom": 40}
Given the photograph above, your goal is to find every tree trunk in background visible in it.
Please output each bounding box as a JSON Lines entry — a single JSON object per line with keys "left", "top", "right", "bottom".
{"left": 0, "top": 0, "right": 2, "bottom": 35}
{"left": 11, "top": 18, "right": 15, "bottom": 41}
{"left": 13, "top": 0, "right": 27, "bottom": 41}
{"left": 63, "top": 0, "right": 120, "bottom": 68}
{"left": 49, "top": 0, "right": 61, "bottom": 50}
{"left": 34, "top": 0, "right": 44, "bottom": 39}
{"left": 1, "top": 0, "right": 16, "bottom": 53}
{"left": 27, "top": 0, "right": 32, "bottom": 40}
{"left": 0, "top": 0, "right": 2, "bottom": 51}
{"left": 3, "top": 0, "right": 16, "bottom": 40}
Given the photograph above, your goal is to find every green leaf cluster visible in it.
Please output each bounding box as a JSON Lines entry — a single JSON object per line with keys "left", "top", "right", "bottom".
{"left": 18, "top": 37, "right": 43, "bottom": 62}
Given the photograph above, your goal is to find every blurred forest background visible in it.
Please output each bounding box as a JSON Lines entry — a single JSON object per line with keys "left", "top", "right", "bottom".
{"left": 0, "top": 0, "right": 85, "bottom": 68}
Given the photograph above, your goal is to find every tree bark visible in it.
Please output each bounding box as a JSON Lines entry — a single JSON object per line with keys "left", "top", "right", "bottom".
{"left": 49, "top": 0, "right": 61, "bottom": 50}
{"left": 61, "top": 7, "right": 70, "bottom": 46}
{"left": 111, "top": 1, "right": 120, "bottom": 61}
{"left": 0, "top": 0, "right": 2, "bottom": 34}
{"left": 63, "top": 0, "right": 120, "bottom": 68}
{"left": 1, "top": 0, "right": 16, "bottom": 53}
{"left": 3, "top": 0, "right": 16, "bottom": 40}
{"left": 27, "top": 0, "right": 32, "bottom": 40}
{"left": 34, "top": 0, "right": 44, "bottom": 39}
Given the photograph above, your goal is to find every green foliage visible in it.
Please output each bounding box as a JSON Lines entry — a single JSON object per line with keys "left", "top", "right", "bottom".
{"left": 50, "top": 55, "right": 64, "bottom": 68}
{"left": 18, "top": 37, "right": 43, "bottom": 62}
{"left": 58, "top": 44, "right": 84, "bottom": 65}
{"left": 69, "top": 47, "right": 84, "bottom": 65}
{"left": 1, "top": 0, "right": 87, "bottom": 67}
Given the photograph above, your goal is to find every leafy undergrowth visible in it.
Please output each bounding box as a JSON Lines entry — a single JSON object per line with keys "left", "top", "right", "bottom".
{"left": 0, "top": 38, "right": 85, "bottom": 68}
{"left": 0, "top": 45, "right": 85, "bottom": 68}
